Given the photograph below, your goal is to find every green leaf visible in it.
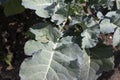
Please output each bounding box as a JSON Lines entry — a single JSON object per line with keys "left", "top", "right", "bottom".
{"left": 4, "top": 0, "right": 25, "bottom": 16}
{"left": 116, "top": 0, "right": 120, "bottom": 9}
{"left": 79, "top": 0, "right": 85, "bottom": 3}
{"left": 20, "top": 36, "right": 103, "bottom": 80}
{"left": 111, "top": 11, "right": 120, "bottom": 27}
{"left": 51, "top": 3, "right": 68, "bottom": 25}
{"left": 22, "top": 0, "right": 68, "bottom": 25}
{"left": 22, "top": 0, "right": 57, "bottom": 18}
{"left": 100, "top": 20, "right": 117, "bottom": 34}
{"left": 64, "top": 0, "right": 73, "bottom": 3}
{"left": 29, "top": 23, "right": 61, "bottom": 42}
{"left": 24, "top": 40, "right": 54, "bottom": 56}
{"left": 88, "top": 0, "right": 109, "bottom": 8}
{"left": 20, "top": 22, "right": 114, "bottom": 80}
{"left": 20, "top": 36, "right": 84, "bottom": 80}
{"left": 81, "top": 24, "right": 100, "bottom": 48}
{"left": 113, "top": 27, "right": 120, "bottom": 47}
{"left": 4, "top": 53, "right": 13, "bottom": 67}
{"left": 99, "top": 11, "right": 118, "bottom": 34}
{"left": 84, "top": 17, "right": 98, "bottom": 28}
{"left": 4, "top": 53, "right": 14, "bottom": 70}
{"left": 88, "top": 42, "right": 114, "bottom": 72}
{"left": 89, "top": 42, "right": 113, "bottom": 59}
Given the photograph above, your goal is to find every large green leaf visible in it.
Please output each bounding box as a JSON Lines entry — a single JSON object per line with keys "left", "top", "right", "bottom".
{"left": 4, "top": 0, "right": 25, "bottom": 16}
{"left": 20, "top": 37, "right": 83, "bottom": 80}
{"left": 20, "top": 23, "right": 114, "bottom": 80}
{"left": 20, "top": 36, "right": 101, "bottom": 80}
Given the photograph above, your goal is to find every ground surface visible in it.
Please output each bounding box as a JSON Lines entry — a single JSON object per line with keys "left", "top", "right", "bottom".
{"left": 0, "top": 7, "right": 43, "bottom": 80}
{"left": 0, "top": 6, "right": 120, "bottom": 80}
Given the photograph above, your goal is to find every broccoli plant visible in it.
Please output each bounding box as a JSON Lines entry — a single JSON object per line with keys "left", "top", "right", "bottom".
{"left": 19, "top": 0, "right": 120, "bottom": 80}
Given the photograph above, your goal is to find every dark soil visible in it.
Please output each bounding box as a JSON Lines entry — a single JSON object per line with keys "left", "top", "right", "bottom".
{"left": 0, "top": 6, "right": 120, "bottom": 80}
{"left": 0, "top": 6, "right": 43, "bottom": 80}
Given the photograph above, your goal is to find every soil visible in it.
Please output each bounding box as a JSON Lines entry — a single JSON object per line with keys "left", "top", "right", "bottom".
{"left": 0, "top": 6, "right": 120, "bottom": 80}
{"left": 0, "top": 6, "right": 43, "bottom": 80}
